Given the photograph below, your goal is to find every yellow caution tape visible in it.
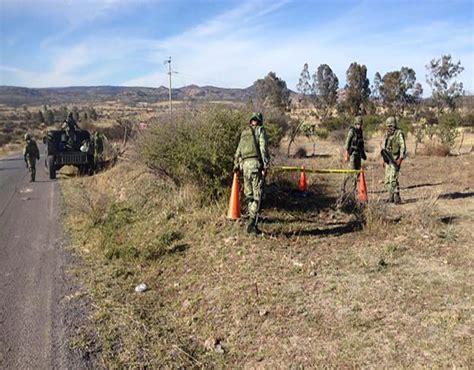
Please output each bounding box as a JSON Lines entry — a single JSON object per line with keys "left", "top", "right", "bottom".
{"left": 271, "top": 166, "right": 362, "bottom": 175}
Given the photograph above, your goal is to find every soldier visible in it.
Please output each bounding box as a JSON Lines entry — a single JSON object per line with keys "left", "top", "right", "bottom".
{"left": 382, "top": 116, "right": 406, "bottom": 204}
{"left": 62, "top": 112, "right": 79, "bottom": 143}
{"left": 92, "top": 131, "right": 104, "bottom": 171}
{"left": 23, "top": 133, "right": 40, "bottom": 182}
{"left": 234, "top": 112, "right": 270, "bottom": 234}
{"left": 341, "top": 116, "right": 367, "bottom": 194}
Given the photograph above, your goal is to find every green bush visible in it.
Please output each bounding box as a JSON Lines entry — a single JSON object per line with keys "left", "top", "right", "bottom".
{"left": 398, "top": 117, "right": 414, "bottom": 136}
{"left": 320, "top": 116, "right": 349, "bottom": 132}
{"left": 141, "top": 105, "right": 285, "bottom": 201}
{"left": 437, "top": 113, "right": 460, "bottom": 149}
{"left": 362, "top": 115, "right": 381, "bottom": 137}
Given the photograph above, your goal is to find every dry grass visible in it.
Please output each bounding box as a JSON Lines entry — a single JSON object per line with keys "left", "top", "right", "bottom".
{"left": 61, "top": 142, "right": 474, "bottom": 367}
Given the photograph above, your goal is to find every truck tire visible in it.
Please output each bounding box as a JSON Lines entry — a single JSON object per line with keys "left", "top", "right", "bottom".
{"left": 48, "top": 155, "right": 56, "bottom": 179}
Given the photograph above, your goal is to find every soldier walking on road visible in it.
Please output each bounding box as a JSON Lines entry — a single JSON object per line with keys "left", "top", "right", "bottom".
{"left": 382, "top": 116, "right": 406, "bottom": 204}
{"left": 23, "top": 133, "right": 40, "bottom": 182}
{"left": 234, "top": 112, "right": 270, "bottom": 234}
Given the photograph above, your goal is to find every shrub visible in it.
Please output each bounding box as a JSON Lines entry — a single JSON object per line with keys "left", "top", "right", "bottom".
{"left": 141, "top": 105, "right": 286, "bottom": 201}
{"left": 437, "top": 113, "right": 460, "bottom": 149}
{"left": 420, "top": 143, "right": 450, "bottom": 157}
{"left": 398, "top": 117, "right": 414, "bottom": 136}
{"left": 294, "top": 147, "right": 307, "bottom": 158}
{"left": 320, "top": 115, "right": 348, "bottom": 132}
{"left": 362, "top": 115, "right": 381, "bottom": 137}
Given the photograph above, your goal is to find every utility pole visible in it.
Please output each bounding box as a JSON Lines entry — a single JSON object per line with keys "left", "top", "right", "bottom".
{"left": 165, "top": 57, "right": 172, "bottom": 118}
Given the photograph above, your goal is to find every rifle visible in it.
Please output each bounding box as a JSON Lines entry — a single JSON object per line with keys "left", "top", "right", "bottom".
{"left": 381, "top": 149, "right": 399, "bottom": 170}
{"left": 255, "top": 174, "right": 266, "bottom": 226}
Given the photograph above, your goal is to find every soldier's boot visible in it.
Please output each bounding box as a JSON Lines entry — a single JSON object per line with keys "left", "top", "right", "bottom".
{"left": 30, "top": 168, "right": 36, "bottom": 182}
{"left": 253, "top": 221, "right": 262, "bottom": 235}
{"left": 246, "top": 218, "right": 256, "bottom": 234}
{"left": 393, "top": 193, "right": 402, "bottom": 204}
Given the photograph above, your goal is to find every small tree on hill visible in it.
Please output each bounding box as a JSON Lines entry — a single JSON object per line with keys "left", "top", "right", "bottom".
{"left": 345, "top": 62, "right": 370, "bottom": 115}
{"left": 313, "top": 64, "right": 339, "bottom": 120}
{"left": 296, "top": 63, "right": 312, "bottom": 99}
{"left": 255, "top": 72, "right": 290, "bottom": 112}
{"left": 36, "top": 110, "right": 45, "bottom": 123}
{"left": 426, "top": 54, "right": 464, "bottom": 113}
{"left": 371, "top": 72, "right": 382, "bottom": 101}
{"left": 380, "top": 67, "right": 421, "bottom": 114}
{"left": 45, "top": 110, "right": 54, "bottom": 125}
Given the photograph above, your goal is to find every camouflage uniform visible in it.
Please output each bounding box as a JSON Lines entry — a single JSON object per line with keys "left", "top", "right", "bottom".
{"left": 345, "top": 116, "right": 366, "bottom": 170}
{"left": 62, "top": 112, "right": 79, "bottom": 146}
{"left": 23, "top": 133, "right": 40, "bottom": 182}
{"left": 234, "top": 113, "right": 270, "bottom": 233}
{"left": 383, "top": 117, "right": 406, "bottom": 203}
{"left": 342, "top": 116, "right": 366, "bottom": 193}
{"left": 92, "top": 132, "right": 104, "bottom": 171}
{"left": 63, "top": 112, "right": 79, "bottom": 132}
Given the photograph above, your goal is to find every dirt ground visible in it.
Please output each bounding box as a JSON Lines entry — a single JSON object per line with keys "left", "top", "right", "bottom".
{"left": 61, "top": 130, "right": 473, "bottom": 367}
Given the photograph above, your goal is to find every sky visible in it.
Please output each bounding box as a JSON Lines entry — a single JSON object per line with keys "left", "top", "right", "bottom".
{"left": 0, "top": 0, "right": 473, "bottom": 94}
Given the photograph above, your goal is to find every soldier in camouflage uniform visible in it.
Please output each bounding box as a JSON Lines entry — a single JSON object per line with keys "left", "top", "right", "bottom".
{"left": 383, "top": 116, "right": 406, "bottom": 204}
{"left": 343, "top": 115, "right": 367, "bottom": 192}
{"left": 23, "top": 133, "right": 40, "bottom": 182}
{"left": 62, "top": 112, "right": 79, "bottom": 147}
{"left": 344, "top": 116, "right": 367, "bottom": 170}
{"left": 234, "top": 112, "right": 270, "bottom": 234}
{"left": 92, "top": 131, "right": 104, "bottom": 171}
{"left": 63, "top": 112, "right": 79, "bottom": 132}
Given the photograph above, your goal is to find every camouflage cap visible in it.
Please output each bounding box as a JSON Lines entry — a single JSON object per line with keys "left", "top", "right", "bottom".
{"left": 386, "top": 116, "right": 397, "bottom": 127}
{"left": 249, "top": 112, "right": 263, "bottom": 123}
{"left": 354, "top": 116, "right": 363, "bottom": 125}
{"left": 24, "top": 133, "right": 31, "bottom": 140}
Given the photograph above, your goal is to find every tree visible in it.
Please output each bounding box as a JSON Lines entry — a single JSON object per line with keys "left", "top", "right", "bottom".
{"left": 371, "top": 72, "right": 382, "bottom": 101}
{"left": 380, "top": 67, "right": 421, "bottom": 114}
{"left": 255, "top": 72, "right": 290, "bottom": 112}
{"left": 45, "top": 110, "right": 54, "bottom": 125}
{"left": 345, "top": 62, "right": 370, "bottom": 115}
{"left": 72, "top": 106, "right": 80, "bottom": 122}
{"left": 426, "top": 54, "right": 464, "bottom": 113}
{"left": 296, "top": 63, "right": 312, "bottom": 97}
{"left": 88, "top": 107, "right": 98, "bottom": 121}
{"left": 380, "top": 71, "right": 402, "bottom": 111}
{"left": 36, "top": 110, "right": 44, "bottom": 123}
{"left": 313, "top": 64, "right": 339, "bottom": 119}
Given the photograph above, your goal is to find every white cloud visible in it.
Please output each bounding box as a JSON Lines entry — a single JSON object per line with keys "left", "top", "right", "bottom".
{"left": 121, "top": 1, "right": 474, "bottom": 94}
{"left": 2, "top": 0, "right": 473, "bottom": 93}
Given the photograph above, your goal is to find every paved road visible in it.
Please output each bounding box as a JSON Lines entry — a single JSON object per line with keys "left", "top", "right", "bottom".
{"left": 0, "top": 150, "right": 81, "bottom": 368}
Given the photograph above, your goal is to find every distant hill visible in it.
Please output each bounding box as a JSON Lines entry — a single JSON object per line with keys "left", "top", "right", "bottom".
{"left": 0, "top": 85, "right": 258, "bottom": 106}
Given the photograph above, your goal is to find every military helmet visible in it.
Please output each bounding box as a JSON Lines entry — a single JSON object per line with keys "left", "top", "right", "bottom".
{"left": 386, "top": 116, "right": 397, "bottom": 128}
{"left": 249, "top": 112, "right": 263, "bottom": 124}
{"left": 354, "top": 116, "right": 363, "bottom": 125}
{"left": 24, "top": 133, "right": 31, "bottom": 140}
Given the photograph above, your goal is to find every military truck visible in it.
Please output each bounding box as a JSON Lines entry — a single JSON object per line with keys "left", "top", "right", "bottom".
{"left": 44, "top": 129, "right": 94, "bottom": 179}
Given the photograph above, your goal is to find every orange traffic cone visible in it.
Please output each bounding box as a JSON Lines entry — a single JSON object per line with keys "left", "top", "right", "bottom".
{"left": 227, "top": 173, "right": 241, "bottom": 220}
{"left": 358, "top": 169, "right": 368, "bottom": 203}
{"left": 298, "top": 167, "right": 308, "bottom": 192}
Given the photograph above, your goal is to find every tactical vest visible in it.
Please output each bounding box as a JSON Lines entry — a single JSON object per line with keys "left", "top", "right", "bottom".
{"left": 384, "top": 129, "right": 403, "bottom": 159}
{"left": 239, "top": 127, "right": 261, "bottom": 161}
{"left": 349, "top": 127, "right": 364, "bottom": 154}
